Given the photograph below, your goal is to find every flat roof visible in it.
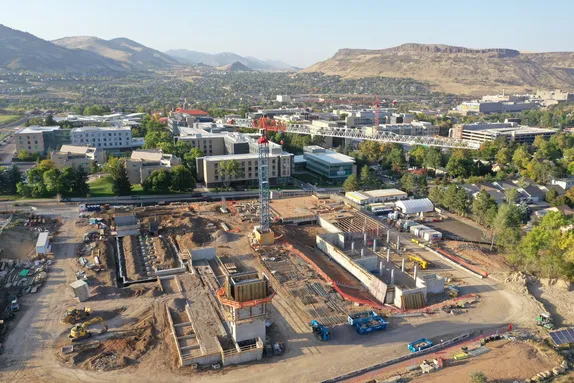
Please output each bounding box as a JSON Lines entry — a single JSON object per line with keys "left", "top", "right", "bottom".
{"left": 307, "top": 151, "right": 355, "bottom": 165}
{"left": 17, "top": 126, "right": 60, "bottom": 134}
{"left": 202, "top": 152, "right": 288, "bottom": 161}
{"left": 363, "top": 189, "right": 407, "bottom": 198}
{"left": 72, "top": 126, "right": 131, "bottom": 132}
{"left": 36, "top": 232, "right": 49, "bottom": 247}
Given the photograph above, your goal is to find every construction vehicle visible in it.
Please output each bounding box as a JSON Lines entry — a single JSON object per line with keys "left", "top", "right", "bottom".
{"left": 69, "top": 316, "right": 108, "bottom": 342}
{"left": 447, "top": 286, "right": 459, "bottom": 298}
{"left": 409, "top": 255, "right": 430, "bottom": 269}
{"left": 60, "top": 307, "right": 91, "bottom": 324}
{"left": 10, "top": 297, "right": 19, "bottom": 312}
{"left": 310, "top": 320, "right": 331, "bottom": 341}
{"left": 536, "top": 313, "right": 555, "bottom": 330}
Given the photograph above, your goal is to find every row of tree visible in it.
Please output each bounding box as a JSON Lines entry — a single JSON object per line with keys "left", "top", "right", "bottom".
{"left": 14, "top": 160, "right": 90, "bottom": 198}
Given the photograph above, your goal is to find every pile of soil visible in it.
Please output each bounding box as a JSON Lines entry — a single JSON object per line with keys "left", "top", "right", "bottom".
{"left": 72, "top": 316, "right": 157, "bottom": 372}
{"left": 213, "top": 230, "right": 230, "bottom": 244}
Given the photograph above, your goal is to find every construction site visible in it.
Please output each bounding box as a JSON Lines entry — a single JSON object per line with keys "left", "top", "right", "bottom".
{"left": 1, "top": 130, "right": 574, "bottom": 383}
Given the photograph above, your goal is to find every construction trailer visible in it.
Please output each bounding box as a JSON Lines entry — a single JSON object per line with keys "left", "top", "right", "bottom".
{"left": 36, "top": 231, "right": 51, "bottom": 255}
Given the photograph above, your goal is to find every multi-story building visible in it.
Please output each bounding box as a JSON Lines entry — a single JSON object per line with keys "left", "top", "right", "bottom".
{"left": 451, "top": 122, "right": 555, "bottom": 144}
{"left": 71, "top": 127, "right": 133, "bottom": 150}
{"left": 177, "top": 128, "right": 227, "bottom": 156}
{"left": 456, "top": 100, "right": 539, "bottom": 114}
{"left": 302, "top": 146, "right": 356, "bottom": 180}
{"left": 15, "top": 126, "right": 70, "bottom": 155}
{"left": 50, "top": 145, "right": 105, "bottom": 169}
{"left": 196, "top": 151, "right": 292, "bottom": 188}
{"left": 125, "top": 150, "right": 182, "bottom": 184}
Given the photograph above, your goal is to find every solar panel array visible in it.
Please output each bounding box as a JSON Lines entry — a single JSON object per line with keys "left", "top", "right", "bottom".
{"left": 549, "top": 328, "right": 574, "bottom": 345}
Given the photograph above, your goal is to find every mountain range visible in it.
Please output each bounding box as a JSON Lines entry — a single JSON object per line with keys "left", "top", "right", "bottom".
{"left": 164, "top": 49, "right": 297, "bottom": 71}
{"left": 304, "top": 43, "right": 574, "bottom": 94}
{"left": 0, "top": 24, "right": 296, "bottom": 73}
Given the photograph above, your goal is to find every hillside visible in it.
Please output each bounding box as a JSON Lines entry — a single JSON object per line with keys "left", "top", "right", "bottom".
{"left": 0, "top": 24, "right": 125, "bottom": 73}
{"left": 166, "top": 49, "right": 296, "bottom": 71}
{"left": 219, "top": 61, "right": 252, "bottom": 72}
{"left": 52, "top": 36, "right": 179, "bottom": 70}
{"left": 304, "top": 43, "right": 574, "bottom": 95}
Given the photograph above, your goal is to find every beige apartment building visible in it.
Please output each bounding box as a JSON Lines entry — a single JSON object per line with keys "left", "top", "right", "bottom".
{"left": 197, "top": 153, "right": 292, "bottom": 188}
{"left": 15, "top": 126, "right": 61, "bottom": 155}
{"left": 50, "top": 145, "right": 105, "bottom": 169}
{"left": 125, "top": 150, "right": 182, "bottom": 184}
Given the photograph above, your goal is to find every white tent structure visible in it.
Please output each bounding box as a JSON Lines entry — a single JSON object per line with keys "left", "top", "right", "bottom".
{"left": 395, "top": 198, "right": 434, "bottom": 215}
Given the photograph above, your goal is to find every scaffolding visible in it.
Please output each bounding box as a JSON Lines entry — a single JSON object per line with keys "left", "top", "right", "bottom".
{"left": 258, "top": 136, "right": 271, "bottom": 234}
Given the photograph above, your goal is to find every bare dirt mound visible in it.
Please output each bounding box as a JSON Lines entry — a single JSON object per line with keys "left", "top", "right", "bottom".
{"left": 59, "top": 313, "right": 159, "bottom": 372}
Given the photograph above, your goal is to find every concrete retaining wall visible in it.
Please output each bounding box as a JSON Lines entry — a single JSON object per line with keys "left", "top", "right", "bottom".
{"left": 155, "top": 266, "right": 187, "bottom": 277}
{"left": 317, "top": 216, "right": 343, "bottom": 234}
{"left": 355, "top": 256, "right": 379, "bottom": 272}
{"left": 316, "top": 234, "right": 387, "bottom": 303}
{"left": 190, "top": 247, "right": 217, "bottom": 262}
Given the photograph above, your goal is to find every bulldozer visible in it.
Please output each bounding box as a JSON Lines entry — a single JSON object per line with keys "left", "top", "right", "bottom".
{"left": 69, "top": 316, "right": 108, "bottom": 342}
{"left": 60, "top": 307, "right": 91, "bottom": 324}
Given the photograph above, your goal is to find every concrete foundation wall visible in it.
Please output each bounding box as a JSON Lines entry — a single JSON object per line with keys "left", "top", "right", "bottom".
{"left": 416, "top": 274, "right": 445, "bottom": 294}
{"left": 222, "top": 347, "right": 263, "bottom": 366}
{"left": 318, "top": 216, "right": 343, "bottom": 234}
{"left": 354, "top": 256, "right": 379, "bottom": 272}
{"left": 231, "top": 319, "right": 266, "bottom": 343}
{"left": 154, "top": 266, "right": 187, "bottom": 277}
{"left": 394, "top": 286, "right": 427, "bottom": 308}
{"left": 316, "top": 234, "right": 387, "bottom": 303}
{"left": 190, "top": 247, "right": 216, "bottom": 261}
{"left": 184, "top": 352, "right": 221, "bottom": 367}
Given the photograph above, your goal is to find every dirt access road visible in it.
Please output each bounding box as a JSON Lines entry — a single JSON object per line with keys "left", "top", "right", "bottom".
{"left": 0, "top": 219, "right": 543, "bottom": 383}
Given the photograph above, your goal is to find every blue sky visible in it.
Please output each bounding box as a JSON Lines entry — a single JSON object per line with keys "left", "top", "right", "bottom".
{"left": 2, "top": 0, "right": 573, "bottom": 67}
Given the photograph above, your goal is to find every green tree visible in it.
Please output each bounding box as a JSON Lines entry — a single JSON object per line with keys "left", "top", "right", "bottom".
{"left": 356, "top": 140, "right": 382, "bottom": 163}
{"left": 72, "top": 165, "right": 90, "bottom": 197}
{"left": 17, "top": 149, "right": 31, "bottom": 161}
{"left": 546, "top": 187, "right": 559, "bottom": 203}
{"left": 423, "top": 148, "right": 442, "bottom": 170}
{"left": 490, "top": 203, "right": 521, "bottom": 250}
{"left": 343, "top": 174, "right": 359, "bottom": 192}
{"left": 105, "top": 157, "right": 121, "bottom": 178}
{"left": 472, "top": 190, "right": 497, "bottom": 226}
{"left": 3, "top": 165, "right": 22, "bottom": 194}
{"left": 400, "top": 173, "right": 416, "bottom": 194}
{"left": 143, "top": 169, "right": 172, "bottom": 193}
{"left": 428, "top": 185, "right": 444, "bottom": 206}
{"left": 504, "top": 188, "right": 519, "bottom": 204}
{"left": 183, "top": 148, "right": 204, "bottom": 178}
{"left": 469, "top": 371, "right": 488, "bottom": 383}
{"left": 44, "top": 114, "right": 55, "bottom": 126}
{"left": 360, "top": 166, "right": 378, "bottom": 189}
{"left": 446, "top": 156, "right": 472, "bottom": 179}
{"left": 495, "top": 147, "right": 512, "bottom": 165}
{"left": 219, "top": 159, "right": 243, "bottom": 189}
{"left": 171, "top": 165, "right": 195, "bottom": 191}
{"left": 112, "top": 163, "right": 132, "bottom": 196}
{"left": 512, "top": 145, "right": 530, "bottom": 170}
{"left": 43, "top": 168, "right": 65, "bottom": 195}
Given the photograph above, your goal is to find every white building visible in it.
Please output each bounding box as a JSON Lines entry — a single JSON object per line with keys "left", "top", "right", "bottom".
{"left": 395, "top": 198, "right": 434, "bottom": 215}
{"left": 345, "top": 189, "right": 408, "bottom": 205}
{"left": 71, "top": 127, "right": 133, "bottom": 149}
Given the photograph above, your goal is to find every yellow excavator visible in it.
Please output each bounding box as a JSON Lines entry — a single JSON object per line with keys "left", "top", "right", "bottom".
{"left": 60, "top": 307, "right": 91, "bottom": 324}
{"left": 409, "top": 255, "right": 430, "bottom": 269}
{"left": 69, "top": 316, "right": 108, "bottom": 342}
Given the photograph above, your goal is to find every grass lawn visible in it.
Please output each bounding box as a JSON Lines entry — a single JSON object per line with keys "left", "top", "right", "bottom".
{"left": 89, "top": 176, "right": 144, "bottom": 197}
{"left": 0, "top": 115, "right": 21, "bottom": 124}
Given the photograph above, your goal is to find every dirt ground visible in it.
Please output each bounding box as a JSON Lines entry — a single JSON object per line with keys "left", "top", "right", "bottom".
{"left": 426, "top": 219, "right": 487, "bottom": 243}
{"left": 410, "top": 341, "right": 557, "bottom": 383}
{"left": 441, "top": 240, "right": 510, "bottom": 275}
{"left": 0, "top": 201, "right": 561, "bottom": 383}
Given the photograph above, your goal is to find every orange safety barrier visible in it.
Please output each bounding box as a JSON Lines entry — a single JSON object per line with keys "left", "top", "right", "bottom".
{"left": 436, "top": 248, "right": 489, "bottom": 277}
{"left": 216, "top": 286, "right": 275, "bottom": 309}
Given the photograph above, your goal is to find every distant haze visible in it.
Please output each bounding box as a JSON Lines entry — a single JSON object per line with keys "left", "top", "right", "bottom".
{"left": 2, "top": 0, "right": 574, "bottom": 67}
